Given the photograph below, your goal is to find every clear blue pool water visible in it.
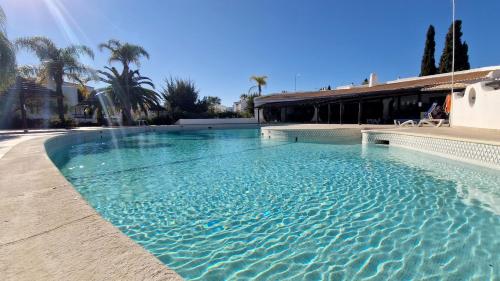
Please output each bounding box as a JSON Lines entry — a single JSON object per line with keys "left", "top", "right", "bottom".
{"left": 51, "top": 129, "right": 500, "bottom": 280}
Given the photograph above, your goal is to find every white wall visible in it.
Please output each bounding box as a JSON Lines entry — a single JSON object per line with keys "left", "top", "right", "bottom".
{"left": 451, "top": 81, "right": 500, "bottom": 130}
{"left": 45, "top": 80, "right": 79, "bottom": 107}
{"left": 175, "top": 118, "right": 258, "bottom": 125}
{"left": 255, "top": 108, "right": 266, "bottom": 123}
{"left": 62, "top": 84, "right": 79, "bottom": 107}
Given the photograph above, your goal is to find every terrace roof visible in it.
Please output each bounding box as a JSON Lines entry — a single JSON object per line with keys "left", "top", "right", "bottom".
{"left": 255, "top": 66, "right": 500, "bottom": 107}
{"left": 4, "top": 77, "right": 57, "bottom": 98}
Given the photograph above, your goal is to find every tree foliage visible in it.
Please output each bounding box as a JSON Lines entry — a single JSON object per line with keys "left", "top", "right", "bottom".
{"left": 98, "top": 40, "right": 154, "bottom": 124}
{"left": 420, "top": 25, "right": 437, "bottom": 76}
{"left": 15, "top": 36, "right": 94, "bottom": 121}
{"left": 438, "top": 20, "right": 470, "bottom": 73}
{"left": 250, "top": 75, "right": 268, "bottom": 96}
{"left": 0, "top": 6, "right": 16, "bottom": 91}
{"left": 162, "top": 77, "right": 199, "bottom": 114}
{"left": 244, "top": 93, "right": 258, "bottom": 117}
{"left": 99, "top": 39, "right": 149, "bottom": 75}
{"left": 161, "top": 78, "right": 224, "bottom": 119}
{"left": 98, "top": 66, "right": 160, "bottom": 124}
{"left": 200, "top": 96, "right": 222, "bottom": 114}
{"left": 161, "top": 77, "right": 210, "bottom": 120}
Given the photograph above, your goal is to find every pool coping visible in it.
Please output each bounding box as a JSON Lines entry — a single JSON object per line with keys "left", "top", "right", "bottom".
{"left": 0, "top": 128, "right": 185, "bottom": 280}
{"left": 362, "top": 128, "right": 500, "bottom": 146}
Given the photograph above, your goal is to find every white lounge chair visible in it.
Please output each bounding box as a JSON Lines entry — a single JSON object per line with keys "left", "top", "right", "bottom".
{"left": 394, "top": 119, "right": 417, "bottom": 127}
{"left": 417, "top": 102, "right": 446, "bottom": 127}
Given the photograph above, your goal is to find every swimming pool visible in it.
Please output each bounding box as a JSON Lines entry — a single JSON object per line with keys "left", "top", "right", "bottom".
{"left": 50, "top": 129, "right": 500, "bottom": 280}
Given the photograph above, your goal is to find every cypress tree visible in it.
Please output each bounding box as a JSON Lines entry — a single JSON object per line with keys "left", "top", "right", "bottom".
{"left": 457, "top": 41, "right": 470, "bottom": 70}
{"left": 420, "top": 25, "right": 437, "bottom": 76}
{"left": 439, "top": 20, "right": 471, "bottom": 73}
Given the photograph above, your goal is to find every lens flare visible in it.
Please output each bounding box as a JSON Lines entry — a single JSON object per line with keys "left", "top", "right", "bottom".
{"left": 42, "top": 0, "right": 93, "bottom": 65}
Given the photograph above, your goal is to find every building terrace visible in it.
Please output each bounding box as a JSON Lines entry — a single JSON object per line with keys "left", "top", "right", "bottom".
{"left": 254, "top": 66, "right": 500, "bottom": 124}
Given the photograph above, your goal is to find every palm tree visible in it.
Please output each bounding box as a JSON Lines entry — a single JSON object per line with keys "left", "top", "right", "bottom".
{"left": 98, "top": 39, "right": 149, "bottom": 76}
{"left": 250, "top": 75, "right": 268, "bottom": 96}
{"left": 15, "top": 37, "right": 94, "bottom": 122}
{"left": 99, "top": 40, "right": 150, "bottom": 122}
{"left": 0, "top": 6, "right": 16, "bottom": 91}
{"left": 98, "top": 66, "right": 160, "bottom": 124}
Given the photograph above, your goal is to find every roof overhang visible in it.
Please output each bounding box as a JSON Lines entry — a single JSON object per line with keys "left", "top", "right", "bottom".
{"left": 255, "top": 66, "right": 500, "bottom": 108}
{"left": 4, "top": 77, "right": 57, "bottom": 98}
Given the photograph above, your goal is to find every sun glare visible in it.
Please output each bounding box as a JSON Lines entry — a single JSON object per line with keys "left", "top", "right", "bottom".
{"left": 42, "top": 0, "right": 90, "bottom": 46}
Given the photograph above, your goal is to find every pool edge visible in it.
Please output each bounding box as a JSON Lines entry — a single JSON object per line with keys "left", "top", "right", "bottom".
{"left": 362, "top": 129, "right": 500, "bottom": 171}
{"left": 0, "top": 129, "right": 184, "bottom": 281}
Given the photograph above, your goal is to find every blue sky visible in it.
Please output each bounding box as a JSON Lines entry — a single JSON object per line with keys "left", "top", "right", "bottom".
{"left": 2, "top": 0, "right": 500, "bottom": 106}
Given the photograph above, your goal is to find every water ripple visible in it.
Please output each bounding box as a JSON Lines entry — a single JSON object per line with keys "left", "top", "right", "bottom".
{"left": 54, "top": 129, "right": 500, "bottom": 280}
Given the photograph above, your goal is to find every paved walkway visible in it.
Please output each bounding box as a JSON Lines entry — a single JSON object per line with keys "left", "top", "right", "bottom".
{"left": 0, "top": 128, "right": 89, "bottom": 159}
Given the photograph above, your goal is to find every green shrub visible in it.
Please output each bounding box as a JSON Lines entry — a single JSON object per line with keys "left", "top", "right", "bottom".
{"left": 49, "top": 119, "right": 77, "bottom": 129}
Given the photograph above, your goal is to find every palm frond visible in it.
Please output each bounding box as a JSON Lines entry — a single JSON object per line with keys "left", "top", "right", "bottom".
{"left": 250, "top": 75, "right": 268, "bottom": 86}
{"left": 63, "top": 45, "right": 95, "bottom": 60}
{"left": 0, "top": 6, "right": 7, "bottom": 34}
{"left": 98, "top": 39, "right": 120, "bottom": 52}
{"left": 0, "top": 6, "right": 15, "bottom": 91}
{"left": 14, "top": 36, "right": 57, "bottom": 60}
{"left": 97, "top": 66, "right": 159, "bottom": 117}
{"left": 99, "top": 39, "right": 149, "bottom": 70}
{"left": 16, "top": 65, "right": 39, "bottom": 79}
{"left": 0, "top": 7, "right": 16, "bottom": 91}
{"left": 0, "top": 35, "right": 15, "bottom": 90}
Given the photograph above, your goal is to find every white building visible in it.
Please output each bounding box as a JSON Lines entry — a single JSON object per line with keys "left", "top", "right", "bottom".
{"left": 212, "top": 104, "right": 231, "bottom": 113}
{"left": 451, "top": 69, "right": 500, "bottom": 129}
{"left": 13, "top": 79, "right": 97, "bottom": 125}
{"left": 233, "top": 97, "right": 248, "bottom": 113}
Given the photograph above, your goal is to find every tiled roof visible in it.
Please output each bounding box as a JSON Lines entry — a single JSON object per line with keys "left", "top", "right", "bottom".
{"left": 420, "top": 83, "right": 469, "bottom": 91}
{"left": 255, "top": 67, "right": 500, "bottom": 107}
{"left": 4, "top": 77, "right": 57, "bottom": 97}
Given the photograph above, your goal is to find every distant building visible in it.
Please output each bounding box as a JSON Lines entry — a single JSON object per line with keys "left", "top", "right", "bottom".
{"left": 233, "top": 97, "right": 248, "bottom": 113}
{"left": 1, "top": 77, "right": 96, "bottom": 128}
{"left": 212, "top": 104, "right": 231, "bottom": 113}
{"left": 46, "top": 80, "right": 96, "bottom": 124}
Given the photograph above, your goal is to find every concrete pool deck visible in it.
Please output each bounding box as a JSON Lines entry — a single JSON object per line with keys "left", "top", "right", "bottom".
{"left": 0, "top": 129, "right": 183, "bottom": 281}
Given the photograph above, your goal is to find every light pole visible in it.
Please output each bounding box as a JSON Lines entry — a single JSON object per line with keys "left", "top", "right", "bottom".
{"left": 294, "top": 73, "right": 300, "bottom": 92}
{"left": 451, "top": 0, "right": 455, "bottom": 94}
{"left": 448, "top": 0, "right": 456, "bottom": 125}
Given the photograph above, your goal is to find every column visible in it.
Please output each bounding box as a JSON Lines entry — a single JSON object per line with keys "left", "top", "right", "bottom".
{"left": 339, "top": 102, "right": 343, "bottom": 125}
{"left": 358, "top": 101, "right": 363, "bottom": 125}
{"left": 327, "top": 103, "right": 331, "bottom": 124}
